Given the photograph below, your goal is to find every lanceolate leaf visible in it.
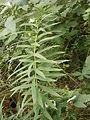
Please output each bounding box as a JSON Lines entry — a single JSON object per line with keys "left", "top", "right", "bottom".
{"left": 38, "top": 66, "right": 63, "bottom": 72}
{"left": 11, "top": 83, "right": 31, "bottom": 95}
{"left": 36, "top": 59, "right": 57, "bottom": 64}
{"left": 56, "top": 60, "right": 70, "bottom": 64}
{"left": 17, "top": 70, "right": 28, "bottom": 77}
{"left": 28, "top": 63, "right": 33, "bottom": 79}
{"left": 74, "top": 94, "right": 90, "bottom": 108}
{"left": 38, "top": 35, "right": 60, "bottom": 44}
{"left": 35, "top": 53, "right": 46, "bottom": 60}
{"left": 41, "top": 13, "right": 54, "bottom": 21}
{"left": 17, "top": 45, "right": 31, "bottom": 48}
{"left": 36, "top": 76, "right": 57, "bottom": 82}
{"left": 20, "top": 23, "right": 37, "bottom": 27}
{"left": 38, "top": 32, "right": 52, "bottom": 40}
{"left": 8, "top": 64, "right": 29, "bottom": 79}
{"left": 11, "top": 74, "right": 28, "bottom": 85}
{"left": 36, "top": 69, "right": 46, "bottom": 79}
{"left": 44, "top": 22, "right": 60, "bottom": 29}
{"left": 46, "top": 73, "right": 65, "bottom": 78}
{"left": 10, "top": 55, "right": 29, "bottom": 61}
{"left": 47, "top": 51, "right": 65, "bottom": 57}
{"left": 39, "top": 85, "right": 60, "bottom": 97}
{"left": 37, "top": 89, "right": 43, "bottom": 108}
{"left": 43, "top": 109, "right": 53, "bottom": 120}
{"left": 38, "top": 45, "right": 59, "bottom": 53}
{"left": 0, "top": 97, "right": 5, "bottom": 120}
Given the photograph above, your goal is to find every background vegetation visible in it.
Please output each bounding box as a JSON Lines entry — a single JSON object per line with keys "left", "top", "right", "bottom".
{"left": 0, "top": 0, "right": 90, "bottom": 120}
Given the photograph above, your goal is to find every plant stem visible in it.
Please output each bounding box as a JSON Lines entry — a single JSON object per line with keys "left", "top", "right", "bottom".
{"left": 33, "top": 23, "right": 39, "bottom": 86}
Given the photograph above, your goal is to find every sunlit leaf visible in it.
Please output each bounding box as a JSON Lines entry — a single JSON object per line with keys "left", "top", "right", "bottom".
{"left": 38, "top": 66, "right": 63, "bottom": 72}
{"left": 38, "top": 35, "right": 60, "bottom": 44}
{"left": 35, "top": 53, "right": 46, "bottom": 60}
{"left": 38, "top": 45, "right": 59, "bottom": 53}
{"left": 28, "top": 63, "right": 33, "bottom": 79}
{"left": 36, "top": 76, "right": 57, "bottom": 82}
{"left": 74, "top": 94, "right": 90, "bottom": 108}
{"left": 37, "top": 89, "right": 43, "bottom": 108}
{"left": 38, "top": 32, "right": 52, "bottom": 40}
{"left": 8, "top": 64, "right": 29, "bottom": 79}
{"left": 43, "top": 109, "right": 53, "bottom": 120}
{"left": 39, "top": 85, "right": 60, "bottom": 97}
{"left": 36, "top": 69, "right": 46, "bottom": 79}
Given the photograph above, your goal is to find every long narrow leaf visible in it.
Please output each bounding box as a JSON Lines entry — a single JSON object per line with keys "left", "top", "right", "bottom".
{"left": 38, "top": 66, "right": 63, "bottom": 72}
{"left": 36, "top": 76, "right": 57, "bottom": 82}
{"left": 38, "top": 45, "right": 59, "bottom": 53}
{"left": 35, "top": 53, "right": 46, "bottom": 60}
{"left": 11, "top": 73, "right": 28, "bottom": 85}
{"left": 39, "top": 85, "right": 60, "bottom": 97}
{"left": 43, "top": 109, "right": 53, "bottom": 120}
{"left": 36, "top": 69, "right": 46, "bottom": 79}
{"left": 44, "top": 22, "right": 60, "bottom": 29}
{"left": 37, "top": 89, "right": 43, "bottom": 108}
{"left": 8, "top": 64, "right": 29, "bottom": 79}
{"left": 38, "top": 35, "right": 60, "bottom": 44}
{"left": 28, "top": 63, "right": 33, "bottom": 79}
{"left": 38, "top": 32, "right": 52, "bottom": 40}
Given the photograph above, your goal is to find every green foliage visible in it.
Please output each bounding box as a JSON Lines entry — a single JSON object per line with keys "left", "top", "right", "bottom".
{"left": 73, "top": 56, "right": 90, "bottom": 79}
{"left": 0, "top": 0, "right": 90, "bottom": 120}
{"left": 0, "top": 98, "right": 4, "bottom": 120}
{"left": 74, "top": 94, "right": 90, "bottom": 108}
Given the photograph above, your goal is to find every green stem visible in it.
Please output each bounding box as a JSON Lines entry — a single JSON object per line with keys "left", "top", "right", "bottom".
{"left": 33, "top": 23, "right": 39, "bottom": 86}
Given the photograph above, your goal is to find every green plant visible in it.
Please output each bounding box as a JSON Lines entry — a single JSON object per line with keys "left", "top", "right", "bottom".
{"left": 73, "top": 56, "right": 90, "bottom": 80}
{"left": 0, "top": 0, "right": 90, "bottom": 120}
{"left": 4, "top": 1, "right": 67, "bottom": 120}
{"left": 0, "top": 97, "right": 4, "bottom": 120}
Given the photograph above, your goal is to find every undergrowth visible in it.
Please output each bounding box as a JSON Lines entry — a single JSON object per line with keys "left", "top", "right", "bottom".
{"left": 0, "top": 0, "right": 90, "bottom": 120}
